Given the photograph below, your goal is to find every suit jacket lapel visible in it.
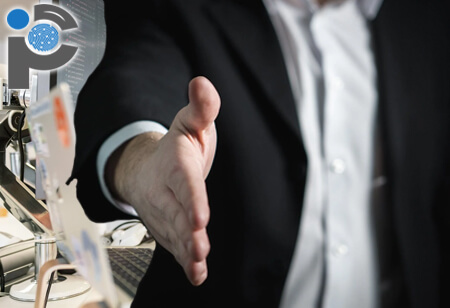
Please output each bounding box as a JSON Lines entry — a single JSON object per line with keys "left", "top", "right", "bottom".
{"left": 207, "top": 0, "right": 302, "bottom": 142}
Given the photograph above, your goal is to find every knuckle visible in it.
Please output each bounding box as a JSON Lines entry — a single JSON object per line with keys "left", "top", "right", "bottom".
{"left": 201, "top": 238, "right": 211, "bottom": 257}
{"left": 197, "top": 206, "right": 210, "bottom": 227}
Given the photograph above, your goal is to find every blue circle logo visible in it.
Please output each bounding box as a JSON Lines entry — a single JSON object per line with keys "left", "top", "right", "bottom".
{"left": 7, "top": 9, "right": 30, "bottom": 30}
{"left": 28, "top": 24, "right": 59, "bottom": 52}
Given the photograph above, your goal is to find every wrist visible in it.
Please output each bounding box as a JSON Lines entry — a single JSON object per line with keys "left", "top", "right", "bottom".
{"left": 105, "top": 131, "right": 164, "bottom": 205}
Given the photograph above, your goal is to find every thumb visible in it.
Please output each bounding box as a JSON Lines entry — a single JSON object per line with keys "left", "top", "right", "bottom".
{"left": 177, "top": 76, "right": 221, "bottom": 134}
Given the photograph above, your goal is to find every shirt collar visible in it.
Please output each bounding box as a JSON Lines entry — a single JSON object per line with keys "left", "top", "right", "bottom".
{"left": 280, "top": 0, "right": 383, "bottom": 19}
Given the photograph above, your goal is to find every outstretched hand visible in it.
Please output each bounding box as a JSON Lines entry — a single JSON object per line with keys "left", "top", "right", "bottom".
{"left": 108, "top": 76, "right": 220, "bottom": 285}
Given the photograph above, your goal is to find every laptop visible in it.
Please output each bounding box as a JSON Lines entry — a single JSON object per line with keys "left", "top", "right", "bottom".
{"left": 25, "top": 83, "right": 152, "bottom": 307}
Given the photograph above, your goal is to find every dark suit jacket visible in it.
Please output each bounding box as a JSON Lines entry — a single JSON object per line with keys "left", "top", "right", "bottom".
{"left": 71, "top": 0, "right": 450, "bottom": 307}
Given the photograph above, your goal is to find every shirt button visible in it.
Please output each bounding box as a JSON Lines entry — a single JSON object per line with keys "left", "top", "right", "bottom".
{"left": 330, "top": 158, "right": 346, "bottom": 174}
{"left": 331, "top": 243, "right": 349, "bottom": 257}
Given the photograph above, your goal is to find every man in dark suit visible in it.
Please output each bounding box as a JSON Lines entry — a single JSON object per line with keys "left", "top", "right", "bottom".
{"left": 71, "top": 0, "right": 449, "bottom": 307}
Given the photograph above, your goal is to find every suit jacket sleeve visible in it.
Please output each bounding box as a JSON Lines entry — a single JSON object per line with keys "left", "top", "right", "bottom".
{"left": 70, "top": 0, "right": 192, "bottom": 222}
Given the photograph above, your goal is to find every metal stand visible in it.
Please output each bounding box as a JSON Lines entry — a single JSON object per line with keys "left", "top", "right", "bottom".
{"left": 9, "top": 234, "right": 90, "bottom": 302}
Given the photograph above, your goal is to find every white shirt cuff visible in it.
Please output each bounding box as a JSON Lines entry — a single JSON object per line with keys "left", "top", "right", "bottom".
{"left": 96, "top": 121, "right": 168, "bottom": 216}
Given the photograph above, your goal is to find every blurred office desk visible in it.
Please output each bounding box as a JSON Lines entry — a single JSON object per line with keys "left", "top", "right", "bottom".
{"left": 0, "top": 241, "right": 156, "bottom": 308}
{"left": 0, "top": 288, "right": 106, "bottom": 308}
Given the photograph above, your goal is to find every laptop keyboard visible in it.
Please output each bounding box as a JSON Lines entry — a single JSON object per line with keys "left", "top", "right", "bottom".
{"left": 106, "top": 247, "right": 153, "bottom": 297}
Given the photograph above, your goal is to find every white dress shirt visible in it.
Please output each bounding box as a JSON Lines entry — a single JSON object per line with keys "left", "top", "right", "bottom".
{"left": 97, "top": 0, "right": 384, "bottom": 307}
{"left": 264, "top": 0, "right": 383, "bottom": 307}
